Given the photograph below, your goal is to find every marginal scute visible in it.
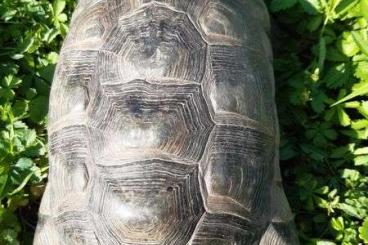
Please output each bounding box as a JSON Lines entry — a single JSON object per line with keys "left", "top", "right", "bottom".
{"left": 49, "top": 126, "right": 89, "bottom": 163}
{"left": 89, "top": 160, "right": 204, "bottom": 244}
{"left": 48, "top": 50, "right": 98, "bottom": 126}
{"left": 86, "top": 80, "right": 214, "bottom": 163}
{"left": 54, "top": 210, "right": 99, "bottom": 245}
{"left": 189, "top": 212, "right": 259, "bottom": 245}
{"left": 37, "top": 184, "right": 53, "bottom": 216}
{"left": 200, "top": 125, "right": 274, "bottom": 224}
{"left": 270, "top": 182, "right": 295, "bottom": 223}
{"left": 34, "top": 218, "right": 62, "bottom": 244}
{"left": 102, "top": 3, "right": 207, "bottom": 83}
{"left": 260, "top": 222, "right": 300, "bottom": 245}
{"left": 64, "top": 1, "right": 111, "bottom": 49}
{"left": 48, "top": 126, "right": 91, "bottom": 207}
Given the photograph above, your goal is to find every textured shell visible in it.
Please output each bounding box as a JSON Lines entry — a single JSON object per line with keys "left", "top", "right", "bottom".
{"left": 34, "top": 0, "right": 299, "bottom": 244}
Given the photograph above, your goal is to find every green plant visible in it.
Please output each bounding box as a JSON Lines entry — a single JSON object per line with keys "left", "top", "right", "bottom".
{"left": 267, "top": 0, "right": 368, "bottom": 243}
{"left": 0, "top": 0, "right": 75, "bottom": 244}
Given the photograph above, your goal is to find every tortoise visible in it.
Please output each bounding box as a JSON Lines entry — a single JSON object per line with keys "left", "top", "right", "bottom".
{"left": 34, "top": 0, "right": 300, "bottom": 244}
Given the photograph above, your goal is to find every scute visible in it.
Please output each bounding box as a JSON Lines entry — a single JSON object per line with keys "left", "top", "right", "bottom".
{"left": 48, "top": 126, "right": 91, "bottom": 195}
{"left": 89, "top": 160, "right": 204, "bottom": 244}
{"left": 189, "top": 213, "right": 259, "bottom": 245}
{"left": 55, "top": 210, "right": 99, "bottom": 245}
{"left": 34, "top": 218, "right": 62, "bottom": 244}
{"left": 86, "top": 79, "right": 214, "bottom": 163}
{"left": 102, "top": 3, "right": 207, "bottom": 83}
{"left": 200, "top": 125, "right": 274, "bottom": 224}
{"left": 260, "top": 222, "right": 300, "bottom": 245}
{"left": 48, "top": 50, "right": 98, "bottom": 125}
{"left": 203, "top": 45, "right": 276, "bottom": 129}
{"left": 64, "top": 1, "right": 112, "bottom": 49}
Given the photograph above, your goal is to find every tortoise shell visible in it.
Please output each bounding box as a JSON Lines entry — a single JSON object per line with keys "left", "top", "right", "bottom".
{"left": 34, "top": 0, "right": 299, "bottom": 244}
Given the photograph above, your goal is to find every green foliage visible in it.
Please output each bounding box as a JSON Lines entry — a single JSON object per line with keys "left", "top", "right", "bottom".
{"left": 0, "top": 0, "right": 75, "bottom": 243}
{"left": 267, "top": 0, "right": 368, "bottom": 243}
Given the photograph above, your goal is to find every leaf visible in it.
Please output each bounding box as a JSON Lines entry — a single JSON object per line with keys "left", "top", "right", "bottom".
{"left": 359, "top": 218, "right": 368, "bottom": 243}
{"left": 335, "top": 0, "right": 359, "bottom": 17}
{"left": 8, "top": 173, "right": 33, "bottom": 196}
{"left": 59, "top": 23, "right": 69, "bottom": 37}
{"left": 23, "top": 141, "right": 47, "bottom": 157}
{"left": 0, "top": 166, "right": 9, "bottom": 200}
{"left": 57, "top": 13, "right": 68, "bottom": 22}
{"left": 339, "top": 32, "right": 360, "bottom": 57}
{"left": 341, "top": 128, "right": 368, "bottom": 139}
{"left": 299, "top": 0, "right": 324, "bottom": 14}
{"left": 17, "top": 35, "right": 34, "bottom": 54}
{"left": 300, "top": 143, "right": 327, "bottom": 160}
{"left": 307, "top": 15, "right": 323, "bottom": 31}
{"left": 0, "top": 88, "right": 15, "bottom": 101}
{"left": 361, "top": 0, "right": 368, "bottom": 20}
{"left": 29, "top": 96, "right": 49, "bottom": 124}
{"left": 351, "top": 119, "right": 368, "bottom": 129}
{"left": 42, "top": 28, "right": 60, "bottom": 43}
{"left": 358, "top": 101, "right": 368, "bottom": 118}
{"left": 354, "top": 147, "right": 368, "bottom": 155}
{"left": 2, "top": 75, "right": 22, "bottom": 89}
{"left": 341, "top": 168, "right": 360, "bottom": 181}
{"left": 47, "top": 52, "right": 59, "bottom": 64}
{"left": 39, "top": 64, "right": 56, "bottom": 82}
{"left": 331, "top": 145, "right": 350, "bottom": 158}
{"left": 324, "top": 63, "right": 352, "bottom": 88}
{"left": 8, "top": 158, "right": 38, "bottom": 196}
{"left": 352, "top": 31, "right": 368, "bottom": 56}
{"left": 309, "top": 240, "right": 337, "bottom": 245}
{"left": 354, "top": 155, "right": 368, "bottom": 165}
{"left": 12, "top": 100, "right": 28, "bottom": 119}
{"left": 354, "top": 61, "right": 368, "bottom": 81}
{"left": 331, "top": 217, "right": 344, "bottom": 231}
{"left": 270, "top": 0, "right": 298, "bottom": 11}
{"left": 311, "top": 90, "right": 328, "bottom": 113}
{"left": 24, "top": 88, "right": 37, "bottom": 101}
{"left": 326, "top": 47, "right": 347, "bottom": 61}
{"left": 23, "top": 129, "right": 37, "bottom": 147}
{"left": 13, "top": 158, "right": 33, "bottom": 173}
{"left": 337, "top": 107, "right": 351, "bottom": 126}
{"left": 280, "top": 143, "right": 298, "bottom": 160}
{"left": 337, "top": 203, "right": 363, "bottom": 218}
{"left": 52, "top": 0, "right": 66, "bottom": 16}
{"left": 331, "top": 81, "right": 368, "bottom": 106}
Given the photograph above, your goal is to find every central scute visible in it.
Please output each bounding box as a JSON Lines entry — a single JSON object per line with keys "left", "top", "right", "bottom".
{"left": 89, "top": 160, "right": 204, "bottom": 244}
{"left": 86, "top": 79, "right": 214, "bottom": 164}
{"left": 102, "top": 3, "right": 207, "bottom": 84}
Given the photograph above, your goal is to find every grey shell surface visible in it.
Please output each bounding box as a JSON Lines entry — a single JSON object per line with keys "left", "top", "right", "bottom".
{"left": 34, "top": 0, "right": 299, "bottom": 244}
